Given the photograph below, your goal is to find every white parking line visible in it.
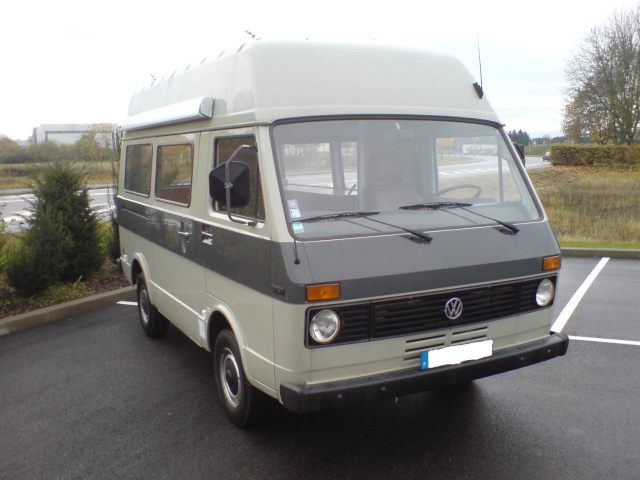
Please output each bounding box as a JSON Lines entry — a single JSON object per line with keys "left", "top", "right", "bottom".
{"left": 569, "top": 335, "right": 640, "bottom": 347}
{"left": 551, "top": 257, "right": 610, "bottom": 333}
{"left": 118, "top": 301, "right": 137, "bottom": 306}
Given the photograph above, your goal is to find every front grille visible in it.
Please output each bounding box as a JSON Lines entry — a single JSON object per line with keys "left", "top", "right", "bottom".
{"left": 306, "top": 276, "right": 555, "bottom": 347}
{"left": 403, "top": 325, "right": 488, "bottom": 364}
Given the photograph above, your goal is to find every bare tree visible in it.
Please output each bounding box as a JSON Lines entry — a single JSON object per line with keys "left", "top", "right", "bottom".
{"left": 562, "top": 90, "right": 616, "bottom": 144}
{"left": 563, "top": 6, "right": 640, "bottom": 145}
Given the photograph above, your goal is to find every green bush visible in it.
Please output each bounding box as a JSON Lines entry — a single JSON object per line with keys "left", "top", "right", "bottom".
{"left": 100, "top": 217, "right": 121, "bottom": 264}
{"left": 5, "top": 206, "right": 73, "bottom": 295}
{"left": 27, "top": 162, "right": 104, "bottom": 282}
{"left": 550, "top": 144, "right": 640, "bottom": 167}
{"left": 4, "top": 162, "right": 106, "bottom": 295}
{"left": 0, "top": 222, "right": 6, "bottom": 276}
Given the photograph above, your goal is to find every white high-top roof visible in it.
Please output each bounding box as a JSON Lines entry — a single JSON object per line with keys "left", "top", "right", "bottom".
{"left": 124, "top": 40, "right": 500, "bottom": 130}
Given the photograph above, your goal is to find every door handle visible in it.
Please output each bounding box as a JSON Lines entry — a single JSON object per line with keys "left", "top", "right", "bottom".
{"left": 201, "top": 230, "right": 213, "bottom": 245}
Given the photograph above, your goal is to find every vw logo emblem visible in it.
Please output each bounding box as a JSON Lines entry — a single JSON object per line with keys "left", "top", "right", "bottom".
{"left": 444, "top": 297, "right": 463, "bottom": 320}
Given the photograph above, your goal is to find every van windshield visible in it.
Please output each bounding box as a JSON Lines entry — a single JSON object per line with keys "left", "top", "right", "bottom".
{"left": 272, "top": 118, "right": 540, "bottom": 240}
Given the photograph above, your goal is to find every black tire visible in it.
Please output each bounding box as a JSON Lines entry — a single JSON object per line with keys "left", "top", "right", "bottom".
{"left": 136, "top": 275, "right": 169, "bottom": 338}
{"left": 213, "top": 329, "right": 260, "bottom": 427}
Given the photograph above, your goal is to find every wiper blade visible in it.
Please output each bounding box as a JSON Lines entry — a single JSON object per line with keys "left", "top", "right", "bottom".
{"left": 363, "top": 216, "right": 433, "bottom": 244}
{"left": 460, "top": 208, "right": 520, "bottom": 234}
{"left": 399, "top": 201, "right": 519, "bottom": 235}
{"left": 293, "top": 211, "right": 380, "bottom": 223}
{"left": 399, "top": 201, "right": 473, "bottom": 210}
{"left": 293, "top": 210, "right": 432, "bottom": 244}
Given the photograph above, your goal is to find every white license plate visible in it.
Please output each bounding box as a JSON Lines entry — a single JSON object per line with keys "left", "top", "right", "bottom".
{"left": 421, "top": 339, "right": 493, "bottom": 370}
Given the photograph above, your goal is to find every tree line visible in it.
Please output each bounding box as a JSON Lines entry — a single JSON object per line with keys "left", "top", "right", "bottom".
{"left": 506, "top": 130, "right": 566, "bottom": 146}
{"left": 0, "top": 124, "right": 116, "bottom": 164}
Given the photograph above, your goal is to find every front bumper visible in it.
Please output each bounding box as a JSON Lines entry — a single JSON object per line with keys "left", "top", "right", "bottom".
{"left": 280, "top": 332, "right": 569, "bottom": 414}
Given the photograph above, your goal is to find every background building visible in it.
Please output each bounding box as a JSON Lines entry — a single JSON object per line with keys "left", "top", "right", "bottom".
{"left": 32, "top": 123, "right": 116, "bottom": 147}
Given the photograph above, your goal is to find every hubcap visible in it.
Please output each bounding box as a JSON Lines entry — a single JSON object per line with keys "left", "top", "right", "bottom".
{"left": 139, "top": 287, "right": 149, "bottom": 326}
{"left": 219, "top": 347, "right": 242, "bottom": 409}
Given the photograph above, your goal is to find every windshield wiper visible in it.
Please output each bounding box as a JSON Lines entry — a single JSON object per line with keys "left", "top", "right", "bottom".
{"left": 399, "top": 201, "right": 519, "bottom": 235}
{"left": 363, "top": 216, "right": 433, "bottom": 244}
{"left": 460, "top": 208, "right": 520, "bottom": 234}
{"left": 293, "top": 211, "right": 380, "bottom": 223}
{"left": 400, "top": 201, "right": 473, "bottom": 210}
{"left": 292, "top": 210, "right": 432, "bottom": 244}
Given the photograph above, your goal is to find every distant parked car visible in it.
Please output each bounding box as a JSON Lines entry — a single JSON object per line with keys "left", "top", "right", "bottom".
{"left": 543, "top": 151, "right": 550, "bottom": 162}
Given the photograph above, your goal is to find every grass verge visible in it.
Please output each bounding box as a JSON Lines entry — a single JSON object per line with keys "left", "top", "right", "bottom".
{"left": 529, "top": 166, "right": 640, "bottom": 247}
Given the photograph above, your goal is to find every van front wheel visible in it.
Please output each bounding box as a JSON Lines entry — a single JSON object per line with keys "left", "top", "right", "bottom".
{"left": 136, "top": 276, "right": 169, "bottom": 338}
{"left": 214, "top": 329, "right": 259, "bottom": 427}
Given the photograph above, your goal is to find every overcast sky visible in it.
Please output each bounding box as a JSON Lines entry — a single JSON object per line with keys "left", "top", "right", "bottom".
{"left": 1, "top": 0, "right": 638, "bottom": 140}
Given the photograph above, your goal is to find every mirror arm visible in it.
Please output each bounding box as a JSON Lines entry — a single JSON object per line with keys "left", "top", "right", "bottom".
{"left": 224, "top": 145, "right": 258, "bottom": 226}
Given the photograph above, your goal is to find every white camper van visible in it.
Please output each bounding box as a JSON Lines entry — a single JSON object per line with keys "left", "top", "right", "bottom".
{"left": 117, "top": 40, "right": 568, "bottom": 426}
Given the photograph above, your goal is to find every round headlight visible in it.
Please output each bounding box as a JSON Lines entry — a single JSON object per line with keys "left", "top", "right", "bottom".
{"left": 309, "top": 309, "right": 341, "bottom": 344}
{"left": 536, "top": 278, "right": 555, "bottom": 307}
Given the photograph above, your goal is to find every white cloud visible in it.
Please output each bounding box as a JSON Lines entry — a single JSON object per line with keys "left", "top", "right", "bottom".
{"left": 1, "top": 0, "right": 638, "bottom": 139}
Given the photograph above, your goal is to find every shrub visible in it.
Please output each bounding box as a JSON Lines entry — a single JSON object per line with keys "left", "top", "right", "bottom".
{"left": 550, "top": 144, "right": 640, "bottom": 167}
{"left": 5, "top": 207, "right": 73, "bottom": 295}
{"left": 0, "top": 220, "right": 6, "bottom": 276}
{"left": 99, "top": 218, "right": 121, "bottom": 264}
{"left": 27, "top": 162, "right": 104, "bottom": 282}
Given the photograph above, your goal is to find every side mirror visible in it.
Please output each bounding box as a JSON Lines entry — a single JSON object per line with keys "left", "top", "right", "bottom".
{"left": 209, "top": 161, "right": 250, "bottom": 208}
{"left": 513, "top": 143, "right": 526, "bottom": 165}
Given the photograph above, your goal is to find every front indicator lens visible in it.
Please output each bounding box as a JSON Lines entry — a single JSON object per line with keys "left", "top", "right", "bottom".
{"left": 309, "top": 309, "right": 341, "bottom": 344}
{"left": 543, "top": 255, "right": 561, "bottom": 271}
{"left": 536, "top": 278, "right": 555, "bottom": 307}
{"left": 306, "top": 283, "right": 340, "bottom": 301}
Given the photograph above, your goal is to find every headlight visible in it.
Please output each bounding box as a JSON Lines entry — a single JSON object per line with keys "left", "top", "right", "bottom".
{"left": 536, "top": 278, "right": 555, "bottom": 307}
{"left": 309, "top": 309, "right": 341, "bottom": 344}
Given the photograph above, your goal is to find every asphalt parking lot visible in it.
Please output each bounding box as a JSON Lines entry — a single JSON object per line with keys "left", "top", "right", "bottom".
{"left": 1, "top": 255, "right": 639, "bottom": 479}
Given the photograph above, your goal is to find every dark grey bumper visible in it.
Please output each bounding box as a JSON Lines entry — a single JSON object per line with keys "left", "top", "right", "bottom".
{"left": 280, "top": 332, "right": 569, "bottom": 414}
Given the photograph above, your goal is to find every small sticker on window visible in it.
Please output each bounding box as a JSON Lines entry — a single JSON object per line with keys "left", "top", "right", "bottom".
{"left": 288, "top": 199, "right": 301, "bottom": 219}
{"left": 292, "top": 222, "right": 304, "bottom": 233}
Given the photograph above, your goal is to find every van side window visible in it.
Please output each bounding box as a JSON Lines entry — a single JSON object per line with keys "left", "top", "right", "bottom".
{"left": 215, "top": 136, "right": 265, "bottom": 221}
{"left": 155, "top": 144, "right": 194, "bottom": 206}
{"left": 124, "top": 144, "right": 152, "bottom": 196}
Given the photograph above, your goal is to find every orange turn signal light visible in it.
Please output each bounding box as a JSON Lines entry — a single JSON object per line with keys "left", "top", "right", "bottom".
{"left": 306, "top": 283, "right": 340, "bottom": 302}
{"left": 542, "top": 255, "right": 561, "bottom": 271}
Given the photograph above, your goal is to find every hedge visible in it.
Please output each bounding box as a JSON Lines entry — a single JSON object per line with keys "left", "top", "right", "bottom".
{"left": 549, "top": 144, "right": 640, "bottom": 167}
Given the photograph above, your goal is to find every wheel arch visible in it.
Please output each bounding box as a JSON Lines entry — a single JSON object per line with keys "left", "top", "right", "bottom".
{"left": 208, "top": 310, "right": 231, "bottom": 352}
{"left": 130, "top": 254, "right": 151, "bottom": 289}
{"left": 206, "top": 306, "right": 247, "bottom": 356}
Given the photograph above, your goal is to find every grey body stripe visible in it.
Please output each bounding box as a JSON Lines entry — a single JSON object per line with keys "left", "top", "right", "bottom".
{"left": 118, "top": 197, "right": 275, "bottom": 298}
{"left": 118, "top": 197, "right": 559, "bottom": 305}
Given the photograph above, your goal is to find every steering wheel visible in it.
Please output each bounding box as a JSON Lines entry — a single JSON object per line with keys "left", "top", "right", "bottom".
{"left": 437, "top": 184, "right": 482, "bottom": 199}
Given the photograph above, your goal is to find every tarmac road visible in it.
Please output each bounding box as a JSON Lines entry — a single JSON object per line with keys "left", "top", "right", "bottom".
{"left": 1, "top": 256, "right": 639, "bottom": 479}
{"left": 0, "top": 187, "right": 114, "bottom": 233}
